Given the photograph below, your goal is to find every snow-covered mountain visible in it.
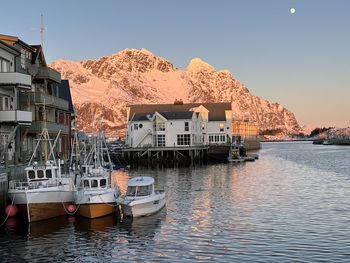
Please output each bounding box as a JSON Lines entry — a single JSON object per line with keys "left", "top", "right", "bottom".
{"left": 50, "top": 48, "right": 302, "bottom": 136}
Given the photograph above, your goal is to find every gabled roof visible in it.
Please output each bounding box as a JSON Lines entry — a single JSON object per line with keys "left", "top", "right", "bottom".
{"left": 30, "top": 45, "right": 47, "bottom": 66}
{"left": 0, "top": 40, "right": 20, "bottom": 55}
{"left": 0, "top": 34, "right": 35, "bottom": 52}
{"left": 128, "top": 102, "right": 231, "bottom": 121}
{"left": 58, "top": 80, "right": 74, "bottom": 113}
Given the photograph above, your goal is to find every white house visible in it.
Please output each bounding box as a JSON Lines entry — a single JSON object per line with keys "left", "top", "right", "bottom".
{"left": 126, "top": 101, "right": 232, "bottom": 148}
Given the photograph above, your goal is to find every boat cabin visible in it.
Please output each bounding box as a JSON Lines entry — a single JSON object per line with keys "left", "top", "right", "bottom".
{"left": 82, "top": 176, "right": 109, "bottom": 190}
{"left": 126, "top": 177, "right": 155, "bottom": 197}
{"left": 25, "top": 162, "right": 59, "bottom": 182}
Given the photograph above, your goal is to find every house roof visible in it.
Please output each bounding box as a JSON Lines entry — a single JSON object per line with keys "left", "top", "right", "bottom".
{"left": 159, "top": 111, "right": 194, "bottom": 120}
{"left": 0, "top": 40, "right": 20, "bottom": 55}
{"left": 58, "top": 80, "right": 74, "bottom": 113}
{"left": 130, "top": 111, "right": 195, "bottom": 121}
{"left": 128, "top": 102, "right": 231, "bottom": 121}
{"left": 0, "top": 34, "right": 35, "bottom": 52}
{"left": 30, "top": 45, "right": 47, "bottom": 66}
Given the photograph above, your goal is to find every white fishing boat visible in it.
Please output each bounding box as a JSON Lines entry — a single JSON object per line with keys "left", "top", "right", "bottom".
{"left": 7, "top": 128, "right": 75, "bottom": 222}
{"left": 75, "top": 133, "right": 120, "bottom": 218}
{"left": 118, "top": 176, "right": 166, "bottom": 218}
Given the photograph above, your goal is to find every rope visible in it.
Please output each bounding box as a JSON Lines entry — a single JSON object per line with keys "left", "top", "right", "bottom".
{"left": 0, "top": 193, "right": 16, "bottom": 228}
{"left": 59, "top": 182, "right": 81, "bottom": 216}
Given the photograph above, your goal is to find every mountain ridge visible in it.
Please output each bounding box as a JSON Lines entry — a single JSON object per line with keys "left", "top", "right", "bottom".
{"left": 50, "top": 48, "right": 302, "bottom": 136}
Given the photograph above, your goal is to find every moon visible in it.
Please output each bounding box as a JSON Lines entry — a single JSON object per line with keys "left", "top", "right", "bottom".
{"left": 290, "top": 8, "right": 296, "bottom": 14}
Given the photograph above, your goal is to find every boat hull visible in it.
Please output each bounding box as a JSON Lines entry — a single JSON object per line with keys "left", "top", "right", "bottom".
{"left": 8, "top": 188, "right": 75, "bottom": 222}
{"left": 17, "top": 202, "right": 71, "bottom": 222}
{"left": 78, "top": 203, "right": 116, "bottom": 218}
{"left": 75, "top": 188, "right": 119, "bottom": 218}
{"left": 121, "top": 193, "right": 166, "bottom": 218}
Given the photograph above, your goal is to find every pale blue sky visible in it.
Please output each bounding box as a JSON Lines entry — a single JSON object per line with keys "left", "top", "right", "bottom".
{"left": 1, "top": 0, "right": 349, "bottom": 127}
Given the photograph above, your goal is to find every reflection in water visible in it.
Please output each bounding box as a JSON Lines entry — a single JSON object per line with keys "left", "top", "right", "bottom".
{"left": 1, "top": 142, "right": 350, "bottom": 262}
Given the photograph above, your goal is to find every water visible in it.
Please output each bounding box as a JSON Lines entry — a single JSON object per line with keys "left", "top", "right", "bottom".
{"left": 1, "top": 142, "right": 350, "bottom": 262}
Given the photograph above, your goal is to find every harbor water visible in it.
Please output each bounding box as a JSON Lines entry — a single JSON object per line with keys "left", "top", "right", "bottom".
{"left": 1, "top": 142, "right": 350, "bottom": 262}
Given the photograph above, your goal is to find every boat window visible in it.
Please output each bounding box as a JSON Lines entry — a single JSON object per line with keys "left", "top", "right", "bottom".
{"left": 46, "top": 169, "right": 52, "bottom": 178}
{"left": 100, "top": 179, "right": 106, "bottom": 188}
{"left": 91, "top": 180, "right": 98, "bottom": 188}
{"left": 136, "top": 185, "right": 152, "bottom": 196}
{"left": 28, "top": 170, "right": 35, "bottom": 180}
{"left": 83, "top": 180, "right": 90, "bottom": 188}
{"left": 126, "top": 186, "right": 137, "bottom": 196}
{"left": 37, "top": 170, "right": 44, "bottom": 179}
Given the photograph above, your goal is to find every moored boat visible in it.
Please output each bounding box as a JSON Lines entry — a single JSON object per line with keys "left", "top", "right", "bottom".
{"left": 75, "top": 133, "right": 120, "bottom": 218}
{"left": 118, "top": 176, "right": 165, "bottom": 218}
{"left": 7, "top": 128, "right": 75, "bottom": 222}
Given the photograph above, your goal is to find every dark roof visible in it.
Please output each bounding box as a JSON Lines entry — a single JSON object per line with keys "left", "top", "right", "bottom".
{"left": 30, "top": 45, "right": 47, "bottom": 66}
{"left": 159, "top": 111, "right": 194, "bottom": 120}
{"left": 58, "top": 80, "right": 74, "bottom": 113}
{"left": 131, "top": 111, "right": 194, "bottom": 121}
{"left": 128, "top": 102, "right": 231, "bottom": 121}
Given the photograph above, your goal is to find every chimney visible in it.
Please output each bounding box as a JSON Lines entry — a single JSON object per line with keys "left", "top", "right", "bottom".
{"left": 174, "top": 99, "right": 184, "bottom": 105}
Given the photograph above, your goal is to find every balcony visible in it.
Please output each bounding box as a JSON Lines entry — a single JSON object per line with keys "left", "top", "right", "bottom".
{"left": 22, "top": 92, "right": 68, "bottom": 110}
{"left": 35, "top": 67, "right": 61, "bottom": 83}
{"left": 29, "top": 121, "right": 69, "bottom": 134}
{"left": 0, "top": 72, "right": 31, "bottom": 89}
{"left": 0, "top": 110, "right": 32, "bottom": 124}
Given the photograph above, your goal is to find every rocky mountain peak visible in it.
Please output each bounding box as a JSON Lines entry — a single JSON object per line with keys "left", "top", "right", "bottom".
{"left": 187, "top": 58, "right": 215, "bottom": 73}
{"left": 51, "top": 49, "right": 302, "bottom": 136}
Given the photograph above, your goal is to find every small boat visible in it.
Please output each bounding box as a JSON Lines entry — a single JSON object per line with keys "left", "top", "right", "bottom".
{"left": 75, "top": 133, "right": 120, "bottom": 218}
{"left": 323, "top": 139, "right": 332, "bottom": 145}
{"left": 118, "top": 176, "right": 165, "bottom": 218}
{"left": 8, "top": 129, "right": 75, "bottom": 222}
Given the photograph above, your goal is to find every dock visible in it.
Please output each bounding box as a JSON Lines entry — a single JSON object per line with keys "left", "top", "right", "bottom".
{"left": 113, "top": 146, "right": 209, "bottom": 168}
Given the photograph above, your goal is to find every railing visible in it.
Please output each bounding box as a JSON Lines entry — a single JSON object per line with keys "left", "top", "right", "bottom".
{"left": 22, "top": 92, "right": 68, "bottom": 110}
{"left": 9, "top": 178, "right": 68, "bottom": 190}
{"left": 0, "top": 110, "right": 32, "bottom": 123}
{"left": 35, "top": 67, "right": 61, "bottom": 83}
{"left": 29, "top": 121, "right": 69, "bottom": 134}
{"left": 0, "top": 72, "right": 31, "bottom": 89}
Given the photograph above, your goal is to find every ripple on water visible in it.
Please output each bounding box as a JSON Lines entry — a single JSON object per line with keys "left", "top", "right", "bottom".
{"left": 1, "top": 142, "right": 350, "bottom": 262}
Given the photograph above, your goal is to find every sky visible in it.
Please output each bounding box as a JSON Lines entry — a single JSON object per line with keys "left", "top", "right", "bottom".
{"left": 1, "top": 0, "right": 349, "bottom": 128}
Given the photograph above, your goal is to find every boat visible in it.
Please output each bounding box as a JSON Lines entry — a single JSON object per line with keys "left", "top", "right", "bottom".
{"left": 7, "top": 128, "right": 75, "bottom": 222}
{"left": 323, "top": 139, "right": 332, "bottom": 145}
{"left": 118, "top": 176, "right": 166, "bottom": 218}
{"left": 75, "top": 133, "right": 120, "bottom": 218}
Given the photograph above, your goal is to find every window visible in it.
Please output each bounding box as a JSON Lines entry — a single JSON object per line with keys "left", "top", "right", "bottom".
{"left": 134, "top": 123, "right": 138, "bottom": 130}
{"left": 177, "top": 134, "right": 191, "bottom": 146}
{"left": 37, "top": 170, "right": 44, "bottom": 179}
{"left": 126, "top": 186, "right": 137, "bottom": 196}
{"left": 21, "top": 49, "right": 26, "bottom": 69}
{"left": 153, "top": 134, "right": 165, "bottom": 147}
{"left": 221, "top": 135, "right": 226, "bottom": 142}
{"left": 28, "top": 170, "right": 35, "bottom": 180}
{"left": 153, "top": 116, "right": 165, "bottom": 131}
{"left": 202, "top": 123, "right": 205, "bottom": 130}
{"left": 91, "top": 180, "right": 98, "bottom": 188}
{"left": 184, "top": 122, "right": 189, "bottom": 131}
{"left": 46, "top": 169, "right": 52, "bottom": 178}
{"left": 137, "top": 185, "right": 152, "bottom": 196}
{"left": 100, "top": 179, "right": 107, "bottom": 188}
{"left": 219, "top": 123, "right": 224, "bottom": 132}
{"left": 0, "top": 58, "right": 10, "bottom": 72}
{"left": 83, "top": 180, "right": 90, "bottom": 188}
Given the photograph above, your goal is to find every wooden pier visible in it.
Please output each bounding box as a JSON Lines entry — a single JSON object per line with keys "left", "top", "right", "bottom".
{"left": 114, "top": 146, "right": 209, "bottom": 168}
